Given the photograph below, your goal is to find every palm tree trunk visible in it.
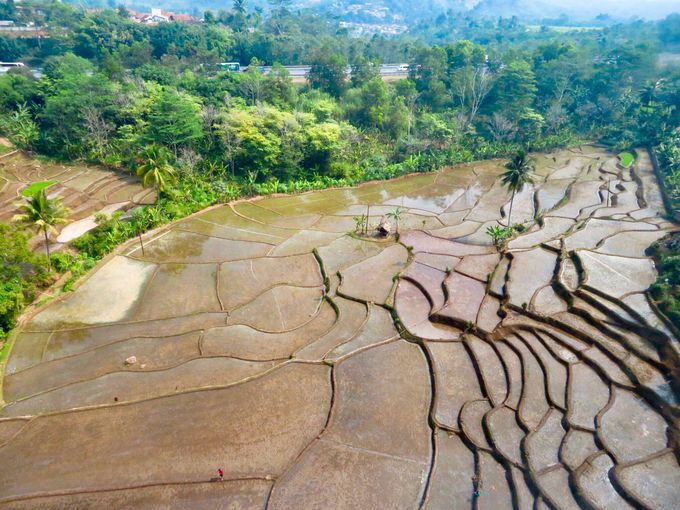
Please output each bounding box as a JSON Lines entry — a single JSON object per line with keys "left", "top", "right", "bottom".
{"left": 138, "top": 233, "right": 145, "bottom": 256}
{"left": 44, "top": 227, "right": 51, "bottom": 271}
{"left": 507, "top": 190, "right": 515, "bottom": 227}
{"left": 365, "top": 205, "right": 370, "bottom": 234}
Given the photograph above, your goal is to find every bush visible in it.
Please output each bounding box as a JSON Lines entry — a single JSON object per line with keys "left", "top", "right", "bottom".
{"left": 0, "top": 279, "right": 25, "bottom": 339}
{"left": 647, "top": 235, "right": 680, "bottom": 326}
{"left": 0, "top": 224, "right": 51, "bottom": 338}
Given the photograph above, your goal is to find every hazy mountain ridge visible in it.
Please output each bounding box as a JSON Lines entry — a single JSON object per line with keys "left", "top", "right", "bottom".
{"left": 76, "top": 0, "right": 679, "bottom": 22}
{"left": 320, "top": 0, "right": 678, "bottom": 24}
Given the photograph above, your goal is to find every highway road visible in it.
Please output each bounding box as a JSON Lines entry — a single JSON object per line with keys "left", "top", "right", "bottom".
{"left": 0, "top": 63, "right": 410, "bottom": 81}
{"left": 246, "top": 64, "right": 410, "bottom": 78}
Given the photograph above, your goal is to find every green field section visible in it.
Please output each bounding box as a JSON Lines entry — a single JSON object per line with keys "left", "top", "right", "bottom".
{"left": 20, "top": 180, "right": 56, "bottom": 197}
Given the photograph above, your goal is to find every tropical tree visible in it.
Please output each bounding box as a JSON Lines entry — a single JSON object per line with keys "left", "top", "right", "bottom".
{"left": 144, "top": 89, "right": 203, "bottom": 154}
{"left": 233, "top": 0, "right": 247, "bottom": 15}
{"left": 136, "top": 144, "right": 178, "bottom": 196}
{"left": 4, "top": 103, "right": 39, "bottom": 150}
{"left": 13, "top": 189, "right": 69, "bottom": 271}
{"left": 639, "top": 79, "right": 664, "bottom": 108}
{"left": 492, "top": 61, "right": 537, "bottom": 119}
{"left": 386, "top": 206, "right": 404, "bottom": 234}
{"left": 308, "top": 51, "right": 347, "bottom": 98}
{"left": 501, "top": 149, "right": 535, "bottom": 226}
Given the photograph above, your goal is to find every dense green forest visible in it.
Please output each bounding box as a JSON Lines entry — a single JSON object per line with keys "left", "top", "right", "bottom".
{"left": 0, "top": 0, "right": 679, "bottom": 339}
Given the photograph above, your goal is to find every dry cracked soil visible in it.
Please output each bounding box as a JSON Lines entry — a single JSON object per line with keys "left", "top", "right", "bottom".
{"left": 0, "top": 145, "right": 678, "bottom": 509}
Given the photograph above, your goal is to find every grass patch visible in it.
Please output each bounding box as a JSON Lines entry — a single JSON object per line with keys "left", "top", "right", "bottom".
{"left": 0, "top": 334, "right": 12, "bottom": 367}
{"left": 21, "top": 180, "right": 57, "bottom": 197}
{"left": 619, "top": 152, "right": 635, "bottom": 167}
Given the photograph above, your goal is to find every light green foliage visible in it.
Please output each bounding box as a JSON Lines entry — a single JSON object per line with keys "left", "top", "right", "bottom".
{"left": 619, "top": 152, "right": 635, "bottom": 167}
{"left": 486, "top": 225, "right": 515, "bottom": 249}
{"left": 136, "top": 145, "right": 178, "bottom": 194}
{"left": 353, "top": 214, "right": 366, "bottom": 233}
{"left": 1, "top": 103, "right": 38, "bottom": 149}
{"left": 386, "top": 207, "right": 404, "bottom": 233}
{"left": 21, "top": 181, "right": 56, "bottom": 197}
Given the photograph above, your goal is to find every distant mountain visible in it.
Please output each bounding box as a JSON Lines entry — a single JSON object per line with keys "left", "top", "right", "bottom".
{"left": 471, "top": 0, "right": 679, "bottom": 21}
{"left": 319, "top": 0, "right": 678, "bottom": 24}
{"left": 76, "top": 0, "right": 679, "bottom": 23}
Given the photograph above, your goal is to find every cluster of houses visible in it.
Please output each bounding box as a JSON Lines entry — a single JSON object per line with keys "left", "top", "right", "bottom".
{"left": 127, "top": 8, "right": 197, "bottom": 25}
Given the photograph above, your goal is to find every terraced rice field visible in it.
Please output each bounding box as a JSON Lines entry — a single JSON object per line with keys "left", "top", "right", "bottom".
{"left": 0, "top": 145, "right": 678, "bottom": 509}
{"left": 0, "top": 151, "right": 154, "bottom": 243}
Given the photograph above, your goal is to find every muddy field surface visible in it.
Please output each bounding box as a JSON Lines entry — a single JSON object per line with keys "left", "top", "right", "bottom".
{"left": 1, "top": 146, "right": 678, "bottom": 509}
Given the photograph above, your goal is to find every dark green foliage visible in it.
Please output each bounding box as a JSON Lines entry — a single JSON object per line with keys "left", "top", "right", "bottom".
{"left": 308, "top": 51, "right": 348, "bottom": 98}
{"left": 657, "top": 134, "right": 680, "bottom": 210}
{"left": 648, "top": 234, "right": 680, "bottom": 326}
{"left": 0, "top": 35, "right": 23, "bottom": 61}
{"left": 658, "top": 14, "right": 680, "bottom": 45}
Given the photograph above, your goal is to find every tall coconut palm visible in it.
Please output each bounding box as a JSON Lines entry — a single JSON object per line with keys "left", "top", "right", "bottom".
{"left": 13, "top": 189, "right": 69, "bottom": 271}
{"left": 136, "top": 145, "right": 178, "bottom": 196}
{"left": 233, "top": 0, "right": 247, "bottom": 15}
{"left": 501, "top": 149, "right": 535, "bottom": 227}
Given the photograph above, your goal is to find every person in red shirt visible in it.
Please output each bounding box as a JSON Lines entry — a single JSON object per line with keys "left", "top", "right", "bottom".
{"left": 217, "top": 468, "right": 224, "bottom": 481}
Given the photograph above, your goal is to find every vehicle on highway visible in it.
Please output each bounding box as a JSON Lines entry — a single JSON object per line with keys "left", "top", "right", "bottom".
{"left": 219, "top": 62, "right": 241, "bottom": 72}
{"left": 398, "top": 63, "right": 409, "bottom": 72}
{"left": 0, "top": 62, "right": 25, "bottom": 68}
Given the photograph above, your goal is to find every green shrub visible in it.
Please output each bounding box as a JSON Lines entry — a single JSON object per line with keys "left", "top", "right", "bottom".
{"left": 619, "top": 152, "right": 635, "bottom": 167}
{"left": 647, "top": 235, "right": 680, "bottom": 326}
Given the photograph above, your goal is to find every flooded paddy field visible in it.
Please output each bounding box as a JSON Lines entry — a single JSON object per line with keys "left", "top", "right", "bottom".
{"left": 0, "top": 145, "right": 678, "bottom": 509}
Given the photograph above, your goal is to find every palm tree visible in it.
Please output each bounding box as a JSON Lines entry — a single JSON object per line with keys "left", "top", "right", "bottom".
{"left": 233, "top": 0, "right": 247, "bottom": 15}
{"left": 639, "top": 79, "right": 664, "bottom": 108}
{"left": 501, "top": 149, "right": 535, "bottom": 227}
{"left": 136, "top": 145, "right": 178, "bottom": 197}
{"left": 386, "top": 206, "right": 404, "bottom": 234}
{"left": 13, "top": 189, "right": 69, "bottom": 271}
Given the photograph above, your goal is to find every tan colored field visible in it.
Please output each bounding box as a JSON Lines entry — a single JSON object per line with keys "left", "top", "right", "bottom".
{"left": 0, "top": 145, "right": 678, "bottom": 509}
